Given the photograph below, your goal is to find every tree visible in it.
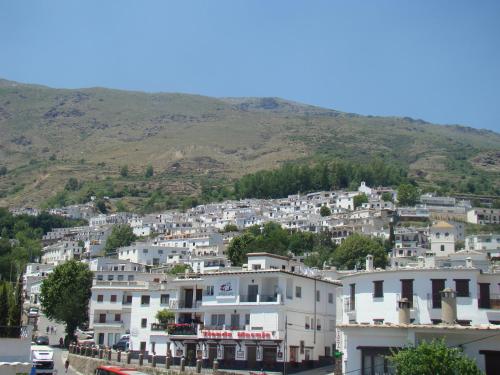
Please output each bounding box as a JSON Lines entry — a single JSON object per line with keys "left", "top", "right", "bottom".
{"left": 227, "top": 232, "right": 255, "bottom": 266}
{"left": 40, "top": 260, "right": 93, "bottom": 343}
{"left": 381, "top": 191, "right": 393, "bottom": 202}
{"left": 332, "top": 233, "right": 387, "bottom": 270}
{"left": 353, "top": 193, "right": 368, "bottom": 209}
{"left": 104, "top": 225, "right": 136, "bottom": 255}
{"left": 64, "top": 177, "right": 79, "bottom": 191}
{"left": 167, "top": 264, "right": 192, "bottom": 275}
{"left": 120, "top": 165, "right": 129, "bottom": 177}
{"left": 156, "top": 309, "right": 175, "bottom": 325}
{"left": 397, "top": 184, "right": 419, "bottom": 206}
{"left": 0, "top": 283, "right": 9, "bottom": 327}
{"left": 389, "top": 339, "right": 482, "bottom": 375}
{"left": 145, "top": 165, "right": 154, "bottom": 178}
{"left": 320, "top": 206, "right": 332, "bottom": 217}
{"left": 95, "top": 199, "right": 107, "bottom": 214}
{"left": 222, "top": 224, "right": 239, "bottom": 233}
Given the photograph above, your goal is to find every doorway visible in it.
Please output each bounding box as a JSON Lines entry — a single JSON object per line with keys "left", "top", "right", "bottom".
{"left": 248, "top": 285, "right": 258, "bottom": 302}
{"left": 208, "top": 344, "right": 218, "bottom": 365}
{"left": 184, "top": 289, "right": 193, "bottom": 308}
{"left": 247, "top": 346, "right": 257, "bottom": 369}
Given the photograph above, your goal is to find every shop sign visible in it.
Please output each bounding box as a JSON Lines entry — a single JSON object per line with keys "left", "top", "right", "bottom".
{"left": 200, "top": 330, "right": 275, "bottom": 340}
{"left": 217, "top": 280, "right": 235, "bottom": 296}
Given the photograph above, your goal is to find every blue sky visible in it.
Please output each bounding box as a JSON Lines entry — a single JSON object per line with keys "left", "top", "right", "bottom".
{"left": 1, "top": 1, "right": 499, "bottom": 131}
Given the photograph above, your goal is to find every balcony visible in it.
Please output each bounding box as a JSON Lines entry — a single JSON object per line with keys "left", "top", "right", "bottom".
{"left": 93, "top": 320, "right": 124, "bottom": 329}
{"left": 150, "top": 323, "right": 197, "bottom": 336}
{"left": 238, "top": 294, "right": 281, "bottom": 304}
{"left": 171, "top": 300, "right": 202, "bottom": 309}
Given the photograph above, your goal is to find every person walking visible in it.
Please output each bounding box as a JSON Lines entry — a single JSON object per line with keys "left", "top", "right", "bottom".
{"left": 59, "top": 337, "right": 64, "bottom": 348}
{"left": 64, "top": 359, "right": 70, "bottom": 373}
{"left": 46, "top": 326, "right": 49, "bottom": 334}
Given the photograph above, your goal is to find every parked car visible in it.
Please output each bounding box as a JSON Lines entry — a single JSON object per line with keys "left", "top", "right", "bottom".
{"left": 112, "top": 339, "right": 129, "bottom": 352}
{"left": 28, "top": 307, "right": 39, "bottom": 317}
{"left": 35, "top": 336, "right": 50, "bottom": 345}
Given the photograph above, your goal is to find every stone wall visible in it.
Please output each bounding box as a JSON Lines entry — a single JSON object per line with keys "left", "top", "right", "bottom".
{"left": 67, "top": 353, "right": 241, "bottom": 375}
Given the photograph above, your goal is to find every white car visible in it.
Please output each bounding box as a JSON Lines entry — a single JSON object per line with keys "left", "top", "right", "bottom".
{"left": 28, "top": 307, "right": 39, "bottom": 317}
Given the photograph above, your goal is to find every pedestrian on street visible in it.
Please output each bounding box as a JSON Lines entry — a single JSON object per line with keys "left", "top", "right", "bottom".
{"left": 54, "top": 327, "right": 57, "bottom": 335}
{"left": 46, "top": 326, "right": 49, "bottom": 334}
{"left": 59, "top": 337, "right": 64, "bottom": 348}
{"left": 65, "top": 359, "right": 70, "bottom": 373}
{"left": 50, "top": 326, "right": 53, "bottom": 334}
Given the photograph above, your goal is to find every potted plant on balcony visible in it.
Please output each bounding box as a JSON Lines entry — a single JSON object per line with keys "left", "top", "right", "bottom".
{"left": 156, "top": 309, "right": 175, "bottom": 330}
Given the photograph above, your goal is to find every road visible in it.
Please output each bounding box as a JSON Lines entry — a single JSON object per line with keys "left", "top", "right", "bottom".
{"left": 32, "top": 312, "right": 81, "bottom": 375}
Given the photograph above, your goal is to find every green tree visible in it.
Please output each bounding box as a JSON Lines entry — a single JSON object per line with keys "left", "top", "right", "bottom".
{"left": 320, "top": 206, "right": 332, "bottom": 217}
{"left": 64, "top": 177, "right": 79, "bottom": 191}
{"left": 145, "top": 165, "right": 154, "bottom": 178}
{"left": 389, "top": 339, "right": 482, "bottom": 375}
{"left": 156, "top": 309, "right": 175, "bottom": 325}
{"left": 0, "top": 283, "right": 9, "bottom": 327}
{"left": 95, "top": 199, "right": 108, "bottom": 214}
{"left": 332, "top": 233, "right": 387, "bottom": 270}
{"left": 381, "top": 191, "right": 393, "bottom": 202}
{"left": 222, "top": 224, "right": 239, "bottom": 233}
{"left": 104, "top": 225, "right": 136, "bottom": 255}
{"left": 227, "top": 232, "right": 255, "bottom": 266}
{"left": 40, "top": 260, "right": 93, "bottom": 343}
{"left": 397, "top": 184, "right": 419, "bottom": 206}
{"left": 353, "top": 193, "right": 368, "bottom": 209}
{"left": 167, "top": 264, "right": 192, "bottom": 275}
{"left": 120, "top": 165, "right": 129, "bottom": 177}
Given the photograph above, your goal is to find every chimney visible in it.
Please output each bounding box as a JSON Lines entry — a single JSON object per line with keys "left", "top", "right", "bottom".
{"left": 424, "top": 252, "right": 435, "bottom": 268}
{"left": 366, "top": 255, "right": 374, "bottom": 271}
{"left": 398, "top": 298, "right": 411, "bottom": 324}
{"left": 417, "top": 256, "right": 425, "bottom": 268}
{"left": 465, "top": 257, "right": 473, "bottom": 268}
{"left": 441, "top": 288, "right": 457, "bottom": 325}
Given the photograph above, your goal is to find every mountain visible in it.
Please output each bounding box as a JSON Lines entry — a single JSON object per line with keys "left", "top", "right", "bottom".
{"left": 0, "top": 79, "right": 499, "bottom": 208}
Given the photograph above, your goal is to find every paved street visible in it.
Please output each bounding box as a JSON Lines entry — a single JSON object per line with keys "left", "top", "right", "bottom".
{"left": 32, "top": 312, "right": 80, "bottom": 375}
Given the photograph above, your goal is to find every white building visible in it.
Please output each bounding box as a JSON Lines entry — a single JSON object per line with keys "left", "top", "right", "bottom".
{"left": 98, "top": 253, "right": 337, "bottom": 372}
{"left": 467, "top": 208, "right": 500, "bottom": 225}
{"left": 118, "top": 244, "right": 188, "bottom": 266}
{"left": 429, "top": 221, "right": 455, "bottom": 256}
{"left": 465, "top": 234, "right": 500, "bottom": 258}
{"left": 41, "top": 240, "right": 83, "bottom": 265}
{"left": 336, "top": 255, "right": 500, "bottom": 375}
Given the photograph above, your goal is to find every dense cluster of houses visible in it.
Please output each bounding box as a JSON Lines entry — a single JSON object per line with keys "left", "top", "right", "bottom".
{"left": 18, "top": 182, "right": 500, "bottom": 374}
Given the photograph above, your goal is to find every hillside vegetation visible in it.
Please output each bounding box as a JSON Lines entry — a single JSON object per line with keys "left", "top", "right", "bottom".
{"left": 0, "top": 78, "right": 499, "bottom": 209}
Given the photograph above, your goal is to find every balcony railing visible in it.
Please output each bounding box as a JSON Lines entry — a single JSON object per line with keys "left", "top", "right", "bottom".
{"left": 150, "top": 323, "right": 198, "bottom": 335}
{"left": 176, "top": 300, "right": 202, "bottom": 309}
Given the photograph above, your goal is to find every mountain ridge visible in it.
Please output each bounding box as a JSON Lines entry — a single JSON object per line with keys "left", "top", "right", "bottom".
{"left": 0, "top": 78, "right": 499, "bottom": 207}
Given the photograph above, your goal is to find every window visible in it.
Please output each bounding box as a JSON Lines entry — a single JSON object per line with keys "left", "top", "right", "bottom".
{"left": 245, "top": 314, "right": 250, "bottom": 325}
{"left": 373, "top": 281, "right": 384, "bottom": 298}
{"left": 440, "top": 245, "right": 445, "bottom": 252}
{"left": 143, "top": 249, "right": 148, "bottom": 253}
{"left": 160, "top": 294, "right": 170, "bottom": 305}
{"left": 117, "top": 274, "right": 124, "bottom": 281}
{"left": 97, "top": 295, "right": 103, "bottom": 302}
{"left": 140, "top": 342, "right": 146, "bottom": 352}
{"left": 158, "top": 249, "right": 163, "bottom": 254}
{"left": 211, "top": 314, "right": 225, "bottom": 327}
{"left": 432, "top": 279, "right": 446, "bottom": 309}
{"left": 114, "top": 313, "right": 121, "bottom": 322}
{"left": 128, "top": 274, "right": 134, "bottom": 281}
{"left": 305, "top": 316, "right": 311, "bottom": 330}
{"left": 316, "top": 290, "right": 320, "bottom": 302}
{"left": 141, "top": 318, "right": 147, "bottom": 328}
{"left": 328, "top": 293, "right": 334, "bottom": 304}
{"left": 401, "top": 279, "right": 413, "bottom": 307}
{"left": 316, "top": 318, "right": 321, "bottom": 331}
{"left": 97, "top": 274, "right": 103, "bottom": 281}
{"left": 110, "top": 295, "right": 117, "bottom": 302}
{"left": 206, "top": 285, "right": 214, "bottom": 296}
{"left": 99, "top": 313, "right": 106, "bottom": 323}
{"left": 455, "top": 279, "right": 470, "bottom": 297}
{"left": 296, "top": 286, "right": 302, "bottom": 298}
{"left": 141, "top": 295, "right": 150, "bottom": 306}
{"left": 107, "top": 275, "right": 114, "bottom": 281}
